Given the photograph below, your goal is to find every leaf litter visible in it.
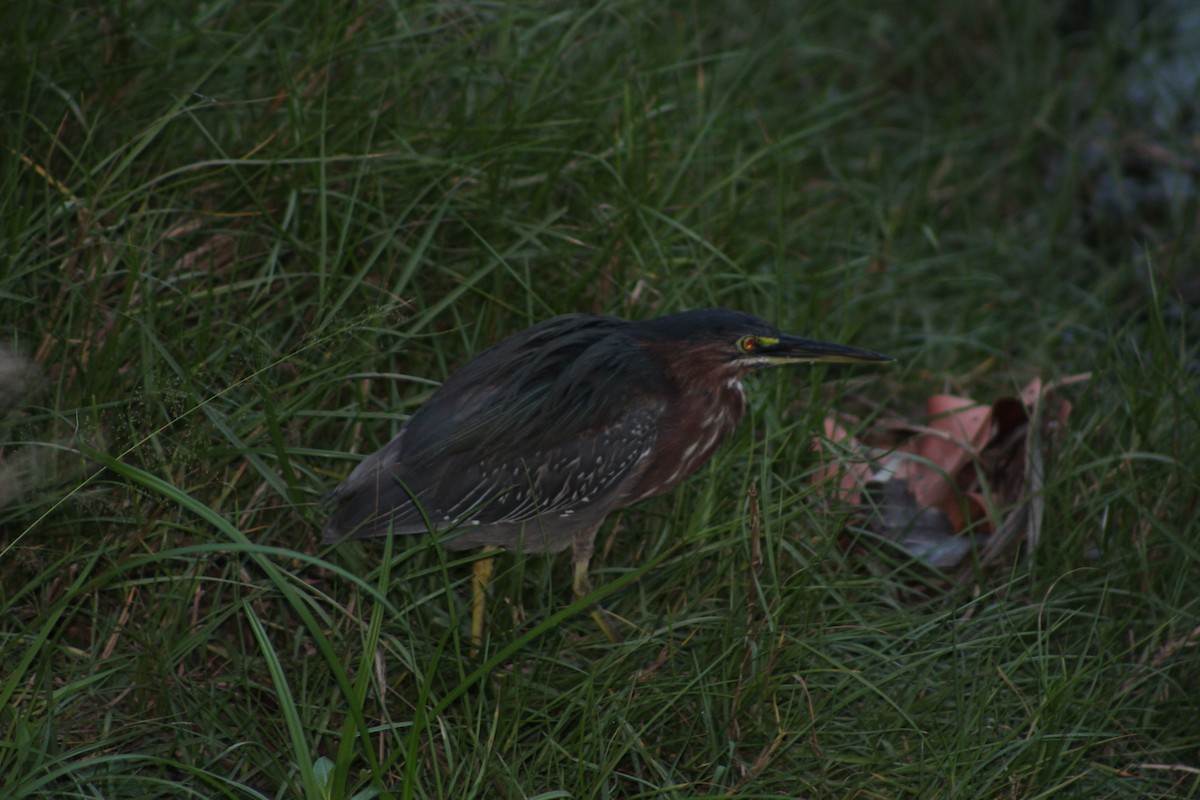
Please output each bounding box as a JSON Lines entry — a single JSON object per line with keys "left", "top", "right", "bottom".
{"left": 813, "top": 374, "right": 1090, "bottom": 577}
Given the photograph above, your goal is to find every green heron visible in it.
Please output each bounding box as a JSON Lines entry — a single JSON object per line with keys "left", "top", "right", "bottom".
{"left": 324, "top": 308, "right": 891, "bottom": 645}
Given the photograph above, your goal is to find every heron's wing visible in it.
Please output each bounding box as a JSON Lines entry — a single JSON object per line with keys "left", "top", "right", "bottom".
{"left": 323, "top": 314, "right": 673, "bottom": 542}
{"left": 400, "top": 314, "right": 660, "bottom": 462}
{"left": 322, "top": 401, "right": 663, "bottom": 542}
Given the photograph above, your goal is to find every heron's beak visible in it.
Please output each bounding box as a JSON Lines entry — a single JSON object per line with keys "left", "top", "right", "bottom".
{"left": 761, "top": 334, "right": 894, "bottom": 365}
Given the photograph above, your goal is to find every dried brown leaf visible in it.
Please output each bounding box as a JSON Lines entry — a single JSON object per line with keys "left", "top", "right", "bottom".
{"left": 812, "top": 374, "right": 1088, "bottom": 573}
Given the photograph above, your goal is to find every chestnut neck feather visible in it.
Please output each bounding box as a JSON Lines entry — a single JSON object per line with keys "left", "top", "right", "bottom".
{"left": 628, "top": 342, "right": 748, "bottom": 502}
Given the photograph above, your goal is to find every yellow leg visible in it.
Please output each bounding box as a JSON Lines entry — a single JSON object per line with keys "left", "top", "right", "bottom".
{"left": 573, "top": 559, "right": 622, "bottom": 643}
{"left": 471, "top": 549, "right": 497, "bottom": 656}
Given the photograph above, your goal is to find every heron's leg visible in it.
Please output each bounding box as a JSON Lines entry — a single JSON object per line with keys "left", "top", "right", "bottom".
{"left": 572, "top": 524, "right": 622, "bottom": 643}
{"left": 471, "top": 547, "right": 497, "bottom": 655}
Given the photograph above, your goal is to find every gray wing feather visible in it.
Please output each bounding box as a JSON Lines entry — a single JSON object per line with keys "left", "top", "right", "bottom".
{"left": 322, "top": 403, "right": 661, "bottom": 543}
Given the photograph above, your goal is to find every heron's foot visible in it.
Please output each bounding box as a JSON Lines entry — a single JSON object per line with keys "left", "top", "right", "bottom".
{"left": 588, "top": 605, "right": 623, "bottom": 643}
{"left": 573, "top": 560, "right": 623, "bottom": 643}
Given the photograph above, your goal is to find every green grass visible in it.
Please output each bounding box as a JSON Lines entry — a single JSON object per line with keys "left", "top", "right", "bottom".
{"left": 3, "top": 0, "right": 1198, "bottom": 797}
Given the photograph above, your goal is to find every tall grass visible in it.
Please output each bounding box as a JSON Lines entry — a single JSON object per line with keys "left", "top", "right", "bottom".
{"left": 2, "top": 1, "right": 1197, "bottom": 798}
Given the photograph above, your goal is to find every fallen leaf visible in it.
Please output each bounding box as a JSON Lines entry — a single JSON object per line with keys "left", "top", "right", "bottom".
{"left": 813, "top": 373, "right": 1089, "bottom": 573}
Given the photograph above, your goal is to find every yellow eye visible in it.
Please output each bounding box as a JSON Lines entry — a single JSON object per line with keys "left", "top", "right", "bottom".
{"left": 738, "top": 335, "right": 759, "bottom": 353}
